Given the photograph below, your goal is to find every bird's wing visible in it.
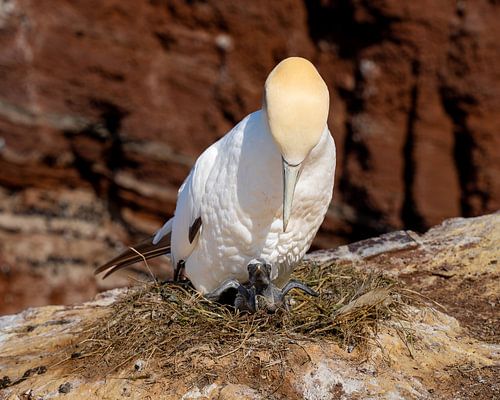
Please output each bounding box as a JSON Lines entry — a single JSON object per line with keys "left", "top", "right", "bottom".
{"left": 94, "top": 230, "right": 172, "bottom": 278}
{"left": 95, "top": 141, "right": 219, "bottom": 279}
{"left": 152, "top": 217, "right": 173, "bottom": 245}
{"left": 170, "top": 141, "right": 219, "bottom": 264}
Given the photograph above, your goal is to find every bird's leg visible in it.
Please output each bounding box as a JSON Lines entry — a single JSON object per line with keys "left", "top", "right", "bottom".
{"left": 173, "top": 260, "right": 185, "bottom": 282}
{"left": 161, "top": 260, "right": 191, "bottom": 287}
{"left": 158, "top": 263, "right": 193, "bottom": 302}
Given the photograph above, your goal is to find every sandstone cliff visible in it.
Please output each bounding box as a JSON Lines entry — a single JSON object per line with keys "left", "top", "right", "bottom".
{"left": 0, "top": 214, "right": 498, "bottom": 399}
{"left": 1, "top": 0, "right": 499, "bottom": 244}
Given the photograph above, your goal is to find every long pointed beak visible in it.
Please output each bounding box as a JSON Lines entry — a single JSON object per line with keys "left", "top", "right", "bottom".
{"left": 282, "top": 158, "right": 302, "bottom": 232}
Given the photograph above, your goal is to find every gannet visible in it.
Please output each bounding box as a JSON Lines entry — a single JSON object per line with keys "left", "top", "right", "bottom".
{"left": 96, "top": 57, "right": 336, "bottom": 310}
{"left": 205, "top": 259, "right": 318, "bottom": 313}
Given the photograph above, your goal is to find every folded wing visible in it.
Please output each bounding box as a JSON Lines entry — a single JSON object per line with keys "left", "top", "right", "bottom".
{"left": 95, "top": 138, "right": 220, "bottom": 279}
{"left": 94, "top": 230, "right": 172, "bottom": 278}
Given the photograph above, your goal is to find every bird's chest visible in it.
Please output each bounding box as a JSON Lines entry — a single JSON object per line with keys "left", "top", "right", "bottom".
{"left": 201, "top": 153, "right": 328, "bottom": 261}
{"left": 202, "top": 150, "right": 283, "bottom": 250}
{"left": 197, "top": 121, "right": 334, "bottom": 280}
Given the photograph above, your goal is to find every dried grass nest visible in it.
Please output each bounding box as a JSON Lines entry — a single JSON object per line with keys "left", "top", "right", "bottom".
{"left": 67, "top": 260, "right": 417, "bottom": 383}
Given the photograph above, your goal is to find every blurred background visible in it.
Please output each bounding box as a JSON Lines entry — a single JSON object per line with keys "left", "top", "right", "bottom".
{"left": 0, "top": 0, "right": 498, "bottom": 315}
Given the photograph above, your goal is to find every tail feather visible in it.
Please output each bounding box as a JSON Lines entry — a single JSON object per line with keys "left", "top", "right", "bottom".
{"left": 95, "top": 233, "right": 171, "bottom": 278}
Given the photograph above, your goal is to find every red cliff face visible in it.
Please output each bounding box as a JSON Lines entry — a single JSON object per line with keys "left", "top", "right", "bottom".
{"left": 0, "top": 1, "right": 499, "bottom": 312}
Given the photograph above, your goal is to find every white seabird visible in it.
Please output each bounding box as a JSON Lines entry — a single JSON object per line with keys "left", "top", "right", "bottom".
{"left": 96, "top": 56, "right": 336, "bottom": 296}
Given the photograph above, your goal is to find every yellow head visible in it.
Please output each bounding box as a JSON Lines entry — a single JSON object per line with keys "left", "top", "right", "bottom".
{"left": 264, "top": 57, "right": 330, "bottom": 166}
{"left": 263, "top": 57, "right": 330, "bottom": 231}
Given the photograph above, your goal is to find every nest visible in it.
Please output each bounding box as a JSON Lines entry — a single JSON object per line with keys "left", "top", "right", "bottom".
{"left": 65, "top": 260, "right": 414, "bottom": 389}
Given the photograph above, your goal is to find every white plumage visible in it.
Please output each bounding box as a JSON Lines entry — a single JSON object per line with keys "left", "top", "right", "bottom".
{"left": 98, "top": 57, "right": 336, "bottom": 295}
{"left": 155, "top": 110, "right": 335, "bottom": 293}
